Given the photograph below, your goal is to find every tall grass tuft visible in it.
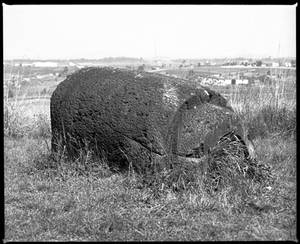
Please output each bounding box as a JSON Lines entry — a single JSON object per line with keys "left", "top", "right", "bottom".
{"left": 39, "top": 136, "right": 114, "bottom": 180}
{"left": 247, "top": 105, "right": 296, "bottom": 139}
{"left": 4, "top": 101, "right": 27, "bottom": 138}
{"left": 228, "top": 81, "right": 296, "bottom": 139}
{"left": 137, "top": 133, "right": 273, "bottom": 208}
{"left": 4, "top": 75, "right": 52, "bottom": 139}
{"left": 30, "top": 114, "right": 52, "bottom": 139}
{"left": 4, "top": 76, "right": 28, "bottom": 138}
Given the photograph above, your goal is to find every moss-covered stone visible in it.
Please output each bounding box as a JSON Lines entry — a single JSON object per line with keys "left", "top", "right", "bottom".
{"left": 50, "top": 67, "right": 252, "bottom": 172}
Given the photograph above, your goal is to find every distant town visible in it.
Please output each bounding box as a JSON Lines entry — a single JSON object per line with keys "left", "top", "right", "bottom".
{"left": 4, "top": 56, "right": 296, "bottom": 69}
{"left": 4, "top": 56, "right": 296, "bottom": 93}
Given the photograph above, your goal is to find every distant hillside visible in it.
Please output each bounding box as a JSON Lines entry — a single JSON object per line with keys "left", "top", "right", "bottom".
{"left": 4, "top": 57, "right": 145, "bottom": 64}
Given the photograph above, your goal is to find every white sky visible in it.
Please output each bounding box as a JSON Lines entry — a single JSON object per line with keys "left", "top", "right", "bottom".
{"left": 3, "top": 4, "right": 297, "bottom": 60}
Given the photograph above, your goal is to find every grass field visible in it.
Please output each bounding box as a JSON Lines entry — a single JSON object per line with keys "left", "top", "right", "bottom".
{"left": 4, "top": 71, "right": 297, "bottom": 241}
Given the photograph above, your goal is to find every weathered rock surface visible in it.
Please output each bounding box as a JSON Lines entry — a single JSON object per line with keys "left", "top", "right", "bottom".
{"left": 50, "top": 67, "right": 253, "bottom": 172}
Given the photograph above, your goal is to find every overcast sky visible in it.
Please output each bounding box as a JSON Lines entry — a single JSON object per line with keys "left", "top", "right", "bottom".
{"left": 3, "top": 4, "right": 297, "bottom": 60}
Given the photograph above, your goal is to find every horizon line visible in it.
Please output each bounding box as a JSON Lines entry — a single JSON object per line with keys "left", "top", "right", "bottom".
{"left": 4, "top": 56, "right": 296, "bottom": 61}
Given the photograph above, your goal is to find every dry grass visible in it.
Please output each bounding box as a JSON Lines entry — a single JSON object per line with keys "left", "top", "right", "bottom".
{"left": 4, "top": 75, "right": 296, "bottom": 241}
{"left": 4, "top": 96, "right": 50, "bottom": 139}
{"left": 4, "top": 135, "right": 296, "bottom": 241}
{"left": 227, "top": 80, "right": 296, "bottom": 140}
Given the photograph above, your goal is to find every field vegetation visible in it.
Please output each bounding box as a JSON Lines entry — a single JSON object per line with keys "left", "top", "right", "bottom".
{"left": 4, "top": 66, "right": 296, "bottom": 241}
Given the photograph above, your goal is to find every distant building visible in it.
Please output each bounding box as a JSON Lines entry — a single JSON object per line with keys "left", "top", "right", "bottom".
{"left": 201, "top": 78, "right": 212, "bottom": 85}
{"left": 236, "top": 79, "right": 249, "bottom": 85}
{"left": 224, "top": 79, "right": 231, "bottom": 84}
{"left": 218, "top": 79, "right": 232, "bottom": 86}
{"left": 36, "top": 73, "right": 55, "bottom": 79}
{"left": 241, "top": 60, "right": 249, "bottom": 66}
{"left": 33, "top": 62, "right": 58, "bottom": 67}
{"left": 13, "top": 62, "right": 32, "bottom": 67}
{"left": 68, "top": 62, "right": 77, "bottom": 66}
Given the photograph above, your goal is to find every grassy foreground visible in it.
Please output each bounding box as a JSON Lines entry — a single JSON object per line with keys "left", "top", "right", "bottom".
{"left": 4, "top": 80, "right": 297, "bottom": 241}
{"left": 4, "top": 135, "right": 296, "bottom": 241}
